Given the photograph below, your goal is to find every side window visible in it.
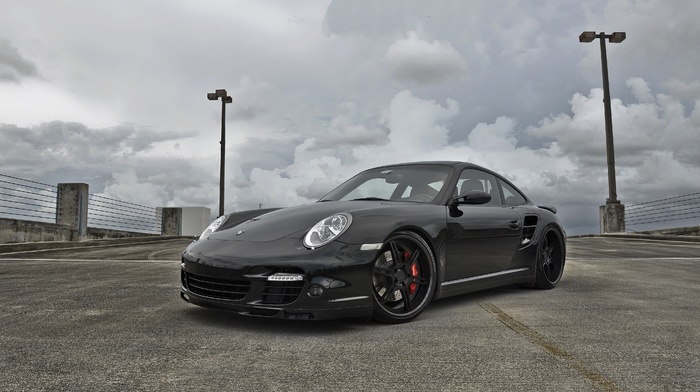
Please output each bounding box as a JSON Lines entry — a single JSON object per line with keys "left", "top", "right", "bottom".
{"left": 456, "top": 169, "right": 502, "bottom": 206}
{"left": 499, "top": 179, "right": 527, "bottom": 206}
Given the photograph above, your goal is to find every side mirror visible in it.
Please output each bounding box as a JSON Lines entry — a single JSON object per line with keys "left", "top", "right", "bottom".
{"left": 452, "top": 190, "right": 492, "bottom": 205}
{"left": 448, "top": 190, "right": 491, "bottom": 217}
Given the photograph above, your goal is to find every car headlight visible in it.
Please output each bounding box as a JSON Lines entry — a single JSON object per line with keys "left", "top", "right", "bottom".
{"left": 303, "top": 213, "right": 352, "bottom": 249}
{"left": 198, "top": 215, "right": 228, "bottom": 240}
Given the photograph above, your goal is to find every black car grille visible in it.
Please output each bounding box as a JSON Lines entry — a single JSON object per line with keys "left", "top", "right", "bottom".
{"left": 183, "top": 272, "right": 250, "bottom": 301}
{"left": 262, "top": 281, "right": 304, "bottom": 305}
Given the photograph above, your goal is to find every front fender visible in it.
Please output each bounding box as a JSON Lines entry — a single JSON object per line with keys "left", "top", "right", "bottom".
{"left": 339, "top": 205, "right": 447, "bottom": 246}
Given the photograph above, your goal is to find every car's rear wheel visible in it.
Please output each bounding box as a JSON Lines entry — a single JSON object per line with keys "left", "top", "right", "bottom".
{"left": 534, "top": 225, "right": 565, "bottom": 289}
{"left": 371, "top": 231, "right": 436, "bottom": 323}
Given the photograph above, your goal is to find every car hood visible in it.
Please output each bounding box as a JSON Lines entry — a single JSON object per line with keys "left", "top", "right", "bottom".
{"left": 207, "top": 201, "right": 400, "bottom": 243}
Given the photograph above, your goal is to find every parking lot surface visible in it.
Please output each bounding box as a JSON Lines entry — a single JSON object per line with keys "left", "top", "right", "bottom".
{"left": 0, "top": 236, "right": 698, "bottom": 391}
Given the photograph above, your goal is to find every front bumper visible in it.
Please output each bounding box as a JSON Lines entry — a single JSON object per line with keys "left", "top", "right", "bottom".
{"left": 179, "top": 238, "right": 379, "bottom": 320}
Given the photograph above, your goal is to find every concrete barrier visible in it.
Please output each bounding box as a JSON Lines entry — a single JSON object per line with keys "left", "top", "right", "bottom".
{"left": 0, "top": 218, "right": 71, "bottom": 243}
{"left": 2, "top": 180, "right": 210, "bottom": 244}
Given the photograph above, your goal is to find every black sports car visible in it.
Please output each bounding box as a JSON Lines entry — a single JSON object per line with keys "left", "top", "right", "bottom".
{"left": 180, "top": 161, "right": 566, "bottom": 323}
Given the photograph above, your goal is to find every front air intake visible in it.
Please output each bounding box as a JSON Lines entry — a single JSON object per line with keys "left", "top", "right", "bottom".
{"left": 183, "top": 271, "right": 250, "bottom": 301}
{"left": 261, "top": 270, "right": 305, "bottom": 304}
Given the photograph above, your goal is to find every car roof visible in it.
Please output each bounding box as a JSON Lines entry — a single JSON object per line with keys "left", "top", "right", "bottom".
{"left": 370, "top": 161, "right": 489, "bottom": 171}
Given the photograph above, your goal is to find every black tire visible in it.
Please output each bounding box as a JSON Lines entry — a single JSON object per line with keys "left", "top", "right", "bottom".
{"left": 371, "top": 231, "right": 437, "bottom": 323}
{"left": 534, "top": 225, "right": 565, "bottom": 289}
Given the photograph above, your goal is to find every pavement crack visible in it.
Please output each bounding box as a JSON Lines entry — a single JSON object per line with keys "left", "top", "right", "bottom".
{"left": 478, "top": 299, "right": 622, "bottom": 392}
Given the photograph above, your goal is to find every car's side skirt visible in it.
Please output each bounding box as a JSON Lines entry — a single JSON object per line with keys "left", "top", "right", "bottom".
{"left": 434, "top": 267, "right": 534, "bottom": 300}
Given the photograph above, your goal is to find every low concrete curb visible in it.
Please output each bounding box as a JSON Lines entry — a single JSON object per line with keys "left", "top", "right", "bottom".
{"left": 572, "top": 233, "right": 700, "bottom": 243}
{"left": 0, "top": 236, "right": 194, "bottom": 254}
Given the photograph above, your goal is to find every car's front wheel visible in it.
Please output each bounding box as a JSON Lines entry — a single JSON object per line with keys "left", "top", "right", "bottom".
{"left": 371, "top": 231, "right": 436, "bottom": 323}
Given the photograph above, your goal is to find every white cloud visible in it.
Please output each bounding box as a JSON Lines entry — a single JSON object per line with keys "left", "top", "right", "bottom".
{"left": 100, "top": 169, "right": 170, "bottom": 208}
{"left": 228, "top": 76, "right": 277, "bottom": 120}
{"left": 383, "top": 32, "right": 468, "bottom": 84}
{"left": 384, "top": 90, "right": 459, "bottom": 150}
{"left": 468, "top": 117, "right": 518, "bottom": 151}
{"left": 529, "top": 78, "right": 700, "bottom": 200}
{"left": 627, "top": 77, "right": 654, "bottom": 103}
{"left": 661, "top": 79, "right": 700, "bottom": 101}
{"left": 0, "top": 80, "right": 122, "bottom": 128}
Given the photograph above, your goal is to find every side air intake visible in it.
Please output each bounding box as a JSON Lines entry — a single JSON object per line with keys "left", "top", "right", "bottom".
{"left": 520, "top": 215, "right": 539, "bottom": 246}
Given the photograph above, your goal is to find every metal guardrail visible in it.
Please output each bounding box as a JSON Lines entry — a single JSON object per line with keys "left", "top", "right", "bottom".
{"left": 88, "top": 194, "right": 162, "bottom": 234}
{"left": 0, "top": 173, "right": 162, "bottom": 234}
{"left": 0, "top": 174, "right": 57, "bottom": 223}
{"left": 626, "top": 192, "right": 700, "bottom": 231}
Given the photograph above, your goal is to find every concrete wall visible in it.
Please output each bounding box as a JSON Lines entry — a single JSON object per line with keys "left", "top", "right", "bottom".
{"left": 1, "top": 205, "right": 206, "bottom": 244}
{"left": 0, "top": 218, "right": 159, "bottom": 244}
{"left": 86, "top": 227, "right": 158, "bottom": 240}
{"left": 0, "top": 218, "right": 72, "bottom": 243}
{"left": 635, "top": 226, "right": 700, "bottom": 236}
{"left": 3, "top": 182, "right": 208, "bottom": 243}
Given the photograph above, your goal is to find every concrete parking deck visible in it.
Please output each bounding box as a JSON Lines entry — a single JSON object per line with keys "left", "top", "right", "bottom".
{"left": 0, "top": 236, "right": 698, "bottom": 391}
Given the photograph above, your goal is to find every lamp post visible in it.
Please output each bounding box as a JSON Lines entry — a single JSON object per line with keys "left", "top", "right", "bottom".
{"left": 207, "top": 89, "right": 232, "bottom": 217}
{"left": 579, "top": 31, "right": 626, "bottom": 232}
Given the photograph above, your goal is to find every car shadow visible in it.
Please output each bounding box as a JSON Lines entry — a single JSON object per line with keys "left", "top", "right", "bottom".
{"left": 178, "top": 306, "right": 374, "bottom": 334}
{"left": 178, "top": 285, "right": 533, "bottom": 332}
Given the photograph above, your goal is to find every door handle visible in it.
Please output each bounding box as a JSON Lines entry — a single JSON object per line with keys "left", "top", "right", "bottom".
{"left": 509, "top": 220, "right": 520, "bottom": 229}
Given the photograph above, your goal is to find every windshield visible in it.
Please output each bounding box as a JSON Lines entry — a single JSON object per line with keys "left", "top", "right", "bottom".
{"left": 320, "top": 164, "right": 453, "bottom": 203}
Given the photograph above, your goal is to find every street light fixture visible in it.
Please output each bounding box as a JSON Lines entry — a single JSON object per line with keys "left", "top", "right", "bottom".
{"left": 579, "top": 31, "right": 626, "bottom": 232}
{"left": 208, "top": 89, "right": 232, "bottom": 217}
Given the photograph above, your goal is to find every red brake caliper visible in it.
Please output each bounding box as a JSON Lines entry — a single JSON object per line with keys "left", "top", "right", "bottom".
{"left": 405, "top": 250, "right": 419, "bottom": 295}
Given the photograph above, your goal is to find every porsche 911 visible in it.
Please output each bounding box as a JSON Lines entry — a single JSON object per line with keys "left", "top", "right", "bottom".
{"left": 180, "top": 161, "right": 566, "bottom": 323}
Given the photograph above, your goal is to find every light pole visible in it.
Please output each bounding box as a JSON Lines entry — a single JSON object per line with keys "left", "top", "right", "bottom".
{"left": 579, "top": 31, "right": 626, "bottom": 232}
{"left": 207, "top": 89, "right": 232, "bottom": 217}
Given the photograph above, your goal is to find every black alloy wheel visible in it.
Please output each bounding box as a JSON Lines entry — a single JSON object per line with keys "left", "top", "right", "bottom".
{"left": 371, "top": 231, "right": 436, "bottom": 323}
{"left": 534, "top": 225, "right": 565, "bottom": 289}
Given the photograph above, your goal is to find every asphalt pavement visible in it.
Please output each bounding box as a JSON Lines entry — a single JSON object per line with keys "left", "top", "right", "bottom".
{"left": 0, "top": 236, "right": 698, "bottom": 391}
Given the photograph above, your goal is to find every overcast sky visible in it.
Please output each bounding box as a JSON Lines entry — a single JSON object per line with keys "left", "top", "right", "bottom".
{"left": 1, "top": 0, "right": 699, "bottom": 235}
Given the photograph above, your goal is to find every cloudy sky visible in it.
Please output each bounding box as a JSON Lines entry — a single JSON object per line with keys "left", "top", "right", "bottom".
{"left": 1, "top": 0, "right": 699, "bottom": 235}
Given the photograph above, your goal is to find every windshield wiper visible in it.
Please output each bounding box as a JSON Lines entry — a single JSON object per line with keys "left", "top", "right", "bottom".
{"left": 350, "top": 197, "right": 389, "bottom": 201}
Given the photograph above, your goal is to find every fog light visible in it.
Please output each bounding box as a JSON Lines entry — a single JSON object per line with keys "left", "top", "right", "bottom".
{"left": 268, "top": 273, "right": 305, "bottom": 282}
{"left": 308, "top": 285, "right": 324, "bottom": 297}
